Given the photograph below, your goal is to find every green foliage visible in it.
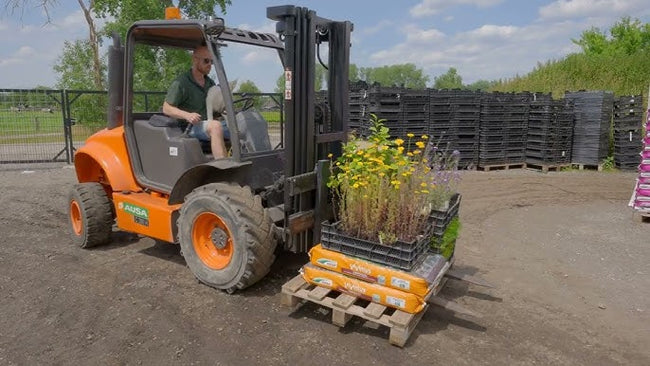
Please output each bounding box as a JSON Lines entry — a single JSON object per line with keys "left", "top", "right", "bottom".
{"left": 573, "top": 17, "right": 650, "bottom": 56}
{"left": 328, "top": 114, "right": 460, "bottom": 244}
{"left": 349, "top": 64, "right": 360, "bottom": 82}
{"left": 431, "top": 217, "right": 460, "bottom": 260}
{"left": 433, "top": 67, "right": 463, "bottom": 89}
{"left": 464, "top": 79, "right": 498, "bottom": 91}
{"left": 53, "top": 40, "right": 106, "bottom": 90}
{"left": 359, "top": 63, "right": 429, "bottom": 88}
{"left": 495, "top": 17, "right": 650, "bottom": 102}
{"left": 235, "top": 80, "right": 263, "bottom": 109}
{"left": 601, "top": 156, "right": 616, "bottom": 171}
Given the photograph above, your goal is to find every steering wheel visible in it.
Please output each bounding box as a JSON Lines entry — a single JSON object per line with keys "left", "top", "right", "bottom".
{"left": 232, "top": 95, "right": 255, "bottom": 113}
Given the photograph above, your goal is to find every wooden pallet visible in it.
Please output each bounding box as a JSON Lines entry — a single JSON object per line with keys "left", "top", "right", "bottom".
{"left": 571, "top": 163, "right": 603, "bottom": 171}
{"left": 525, "top": 162, "right": 570, "bottom": 173}
{"left": 477, "top": 163, "right": 525, "bottom": 172}
{"left": 281, "top": 260, "right": 451, "bottom": 347}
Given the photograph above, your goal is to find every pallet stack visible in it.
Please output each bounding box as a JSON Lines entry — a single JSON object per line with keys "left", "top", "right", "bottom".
{"left": 526, "top": 95, "right": 574, "bottom": 169}
{"left": 565, "top": 91, "right": 614, "bottom": 167}
{"left": 367, "top": 87, "right": 430, "bottom": 143}
{"left": 478, "top": 92, "right": 530, "bottom": 169}
{"left": 613, "top": 95, "right": 643, "bottom": 171}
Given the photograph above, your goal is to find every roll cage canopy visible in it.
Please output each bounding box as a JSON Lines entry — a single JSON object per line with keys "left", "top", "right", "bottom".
{"left": 128, "top": 19, "right": 284, "bottom": 51}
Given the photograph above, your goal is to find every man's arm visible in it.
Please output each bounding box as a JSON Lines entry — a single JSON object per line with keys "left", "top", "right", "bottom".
{"left": 162, "top": 101, "right": 202, "bottom": 125}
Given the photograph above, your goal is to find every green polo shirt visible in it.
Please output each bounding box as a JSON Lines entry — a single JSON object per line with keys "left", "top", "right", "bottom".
{"left": 165, "top": 69, "right": 216, "bottom": 121}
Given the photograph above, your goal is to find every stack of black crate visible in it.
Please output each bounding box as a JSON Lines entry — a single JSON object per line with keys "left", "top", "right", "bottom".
{"left": 348, "top": 81, "right": 371, "bottom": 137}
{"left": 428, "top": 89, "right": 457, "bottom": 158}
{"left": 564, "top": 91, "right": 614, "bottom": 166}
{"left": 505, "top": 92, "right": 531, "bottom": 165}
{"left": 450, "top": 90, "right": 481, "bottom": 169}
{"left": 368, "top": 87, "right": 429, "bottom": 147}
{"left": 479, "top": 92, "right": 530, "bottom": 168}
{"left": 526, "top": 93, "right": 555, "bottom": 165}
{"left": 553, "top": 98, "right": 575, "bottom": 165}
{"left": 613, "top": 95, "right": 643, "bottom": 170}
{"left": 526, "top": 94, "right": 573, "bottom": 166}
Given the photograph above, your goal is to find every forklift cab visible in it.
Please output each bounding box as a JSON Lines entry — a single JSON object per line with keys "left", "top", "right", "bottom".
{"left": 114, "top": 18, "right": 286, "bottom": 194}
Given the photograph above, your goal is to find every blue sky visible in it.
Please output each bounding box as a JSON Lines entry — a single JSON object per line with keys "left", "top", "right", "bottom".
{"left": 1, "top": 0, "right": 649, "bottom": 91}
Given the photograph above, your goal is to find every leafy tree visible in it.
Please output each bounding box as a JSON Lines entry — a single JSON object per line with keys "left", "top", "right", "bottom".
{"left": 349, "top": 64, "right": 360, "bottom": 82}
{"left": 5, "top": 0, "right": 231, "bottom": 91}
{"left": 359, "top": 63, "right": 429, "bottom": 88}
{"left": 464, "top": 79, "right": 497, "bottom": 91}
{"left": 433, "top": 67, "right": 463, "bottom": 89}
{"left": 53, "top": 40, "right": 105, "bottom": 90}
{"left": 572, "top": 17, "right": 650, "bottom": 55}
{"left": 235, "top": 80, "right": 263, "bottom": 108}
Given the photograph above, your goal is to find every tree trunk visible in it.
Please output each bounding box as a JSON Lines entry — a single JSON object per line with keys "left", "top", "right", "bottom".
{"left": 77, "top": 0, "right": 103, "bottom": 90}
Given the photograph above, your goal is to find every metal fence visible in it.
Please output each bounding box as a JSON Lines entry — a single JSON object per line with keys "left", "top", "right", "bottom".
{"left": 0, "top": 88, "right": 282, "bottom": 167}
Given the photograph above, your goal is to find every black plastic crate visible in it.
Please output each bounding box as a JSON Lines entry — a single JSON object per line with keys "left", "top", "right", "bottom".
{"left": 320, "top": 221, "right": 431, "bottom": 271}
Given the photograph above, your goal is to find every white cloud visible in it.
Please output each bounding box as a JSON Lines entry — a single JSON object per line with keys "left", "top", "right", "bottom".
{"left": 539, "top": 0, "right": 648, "bottom": 20}
{"left": 404, "top": 25, "right": 446, "bottom": 43}
{"left": 369, "top": 19, "right": 592, "bottom": 84}
{"left": 16, "top": 46, "right": 36, "bottom": 57}
{"left": 361, "top": 20, "right": 393, "bottom": 36}
{"left": 410, "top": 0, "right": 504, "bottom": 18}
{"left": 468, "top": 25, "right": 518, "bottom": 39}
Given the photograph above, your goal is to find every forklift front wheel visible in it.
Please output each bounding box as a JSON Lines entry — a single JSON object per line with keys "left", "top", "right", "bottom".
{"left": 178, "top": 182, "right": 276, "bottom": 292}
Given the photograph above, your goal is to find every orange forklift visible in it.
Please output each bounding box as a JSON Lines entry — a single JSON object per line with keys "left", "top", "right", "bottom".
{"left": 67, "top": 5, "right": 352, "bottom": 292}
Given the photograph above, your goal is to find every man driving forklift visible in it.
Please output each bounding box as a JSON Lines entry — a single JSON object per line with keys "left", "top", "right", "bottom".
{"left": 162, "top": 45, "right": 229, "bottom": 159}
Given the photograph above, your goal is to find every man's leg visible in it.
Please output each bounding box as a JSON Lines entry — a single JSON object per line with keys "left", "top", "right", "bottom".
{"left": 206, "top": 120, "right": 227, "bottom": 158}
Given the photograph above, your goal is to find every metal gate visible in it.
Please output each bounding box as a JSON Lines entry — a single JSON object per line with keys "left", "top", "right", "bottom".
{"left": 0, "top": 89, "right": 282, "bottom": 167}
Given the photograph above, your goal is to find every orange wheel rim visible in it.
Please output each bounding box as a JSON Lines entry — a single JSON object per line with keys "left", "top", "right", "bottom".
{"left": 70, "top": 200, "right": 83, "bottom": 236}
{"left": 192, "top": 212, "right": 233, "bottom": 269}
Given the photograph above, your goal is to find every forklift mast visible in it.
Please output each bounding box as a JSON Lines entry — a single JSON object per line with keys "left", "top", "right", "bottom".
{"left": 267, "top": 6, "right": 352, "bottom": 252}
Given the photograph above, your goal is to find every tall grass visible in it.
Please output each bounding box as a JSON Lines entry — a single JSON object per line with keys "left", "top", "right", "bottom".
{"left": 493, "top": 50, "right": 650, "bottom": 106}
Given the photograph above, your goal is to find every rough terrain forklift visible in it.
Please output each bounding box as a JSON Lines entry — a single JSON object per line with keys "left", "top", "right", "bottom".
{"left": 67, "top": 5, "right": 352, "bottom": 292}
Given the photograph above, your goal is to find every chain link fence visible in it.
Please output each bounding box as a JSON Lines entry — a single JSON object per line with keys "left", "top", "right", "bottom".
{"left": 0, "top": 89, "right": 283, "bottom": 168}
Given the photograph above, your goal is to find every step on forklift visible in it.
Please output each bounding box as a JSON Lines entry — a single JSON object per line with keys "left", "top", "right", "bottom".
{"left": 67, "top": 5, "right": 352, "bottom": 292}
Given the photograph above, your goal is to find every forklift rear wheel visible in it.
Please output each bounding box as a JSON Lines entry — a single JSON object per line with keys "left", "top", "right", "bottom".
{"left": 68, "top": 182, "right": 114, "bottom": 248}
{"left": 178, "top": 182, "right": 276, "bottom": 292}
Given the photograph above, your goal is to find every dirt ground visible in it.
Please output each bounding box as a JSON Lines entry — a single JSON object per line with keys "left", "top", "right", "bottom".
{"left": 0, "top": 165, "right": 648, "bottom": 365}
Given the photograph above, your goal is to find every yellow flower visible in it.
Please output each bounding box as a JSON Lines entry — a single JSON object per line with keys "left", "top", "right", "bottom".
{"left": 357, "top": 150, "right": 364, "bottom": 155}
{"left": 394, "top": 138, "right": 404, "bottom": 146}
{"left": 327, "top": 153, "right": 333, "bottom": 158}
{"left": 397, "top": 146, "right": 404, "bottom": 153}
{"left": 420, "top": 182, "right": 428, "bottom": 187}
{"left": 407, "top": 133, "right": 415, "bottom": 138}
{"left": 421, "top": 189, "right": 429, "bottom": 194}
{"left": 363, "top": 194, "right": 368, "bottom": 198}
{"left": 352, "top": 182, "right": 360, "bottom": 188}
{"left": 421, "top": 135, "right": 428, "bottom": 140}
{"left": 415, "top": 141, "right": 425, "bottom": 149}
{"left": 407, "top": 152, "right": 413, "bottom": 157}
{"left": 413, "top": 150, "right": 421, "bottom": 155}
{"left": 391, "top": 180, "right": 400, "bottom": 186}
{"left": 379, "top": 172, "right": 385, "bottom": 177}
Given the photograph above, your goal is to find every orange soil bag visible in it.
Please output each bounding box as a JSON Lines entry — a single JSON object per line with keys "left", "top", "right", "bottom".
{"left": 301, "top": 263, "right": 426, "bottom": 314}
{"left": 308, "top": 244, "right": 446, "bottom": 297}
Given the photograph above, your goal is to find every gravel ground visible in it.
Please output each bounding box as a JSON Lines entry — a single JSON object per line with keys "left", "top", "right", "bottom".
{"left": 0, "top": 166, "right": 647, "bottom": 365}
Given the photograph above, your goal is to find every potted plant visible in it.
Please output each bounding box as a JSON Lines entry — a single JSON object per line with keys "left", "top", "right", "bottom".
{"left": 323, "top": 114, "right": 461, "bottom": 269}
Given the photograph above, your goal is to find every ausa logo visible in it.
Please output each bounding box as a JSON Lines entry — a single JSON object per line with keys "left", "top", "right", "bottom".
{"left": 118, "top": 202, "right": 149, "bottom": 220}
